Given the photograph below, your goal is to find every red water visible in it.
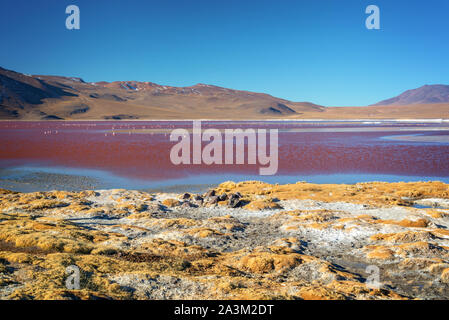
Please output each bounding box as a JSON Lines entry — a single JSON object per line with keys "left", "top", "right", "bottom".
{"left": 0, "top": 121, "right": 448, "bottom": 183}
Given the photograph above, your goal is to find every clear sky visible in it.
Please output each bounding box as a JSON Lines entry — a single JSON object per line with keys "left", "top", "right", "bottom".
{"left": 1, "top": 0, "right": 448, "bottom": 106}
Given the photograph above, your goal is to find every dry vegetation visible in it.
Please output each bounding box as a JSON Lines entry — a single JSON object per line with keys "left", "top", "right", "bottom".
{"left": 0, "top": 181, "right": 449, "bottom": 300}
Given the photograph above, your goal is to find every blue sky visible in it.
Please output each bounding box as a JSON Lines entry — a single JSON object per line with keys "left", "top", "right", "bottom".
{"left": 1, "top": 0, "right": 448, "bottom": 106}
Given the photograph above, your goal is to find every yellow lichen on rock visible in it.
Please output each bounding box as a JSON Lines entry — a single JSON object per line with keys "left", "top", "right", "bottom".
{"left": 215, "top": 180, "right": 449, "bottom": 207}
{"left": 244, "top": 199, "right": 282, "bottom": 211}
{"left": 366, "top": 246, "right": 395, "bottom": 260}
{"left": 233, "top": 251, "right": 304, "bottom": 274}
{"left": 370, "top": 231, "right": 436, "bottom": 243}
{"left": 441, "top": 268, "right": 449, "bottom": 283}
{"left": 162, "top": 198, "right": 181, "bottom": 207}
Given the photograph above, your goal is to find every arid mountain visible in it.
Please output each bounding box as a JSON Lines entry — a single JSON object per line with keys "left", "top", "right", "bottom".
{"left": 373, "top": 85, "right": 449, "bottom": 106}
{"left": 0, "top": 67, "right": 322, "bottom": 120}
{"left": 1, "top": 66, "right": 449, "bottom": 120}
{"left": 0, "top": 67, "right": 78, "bottom": 119}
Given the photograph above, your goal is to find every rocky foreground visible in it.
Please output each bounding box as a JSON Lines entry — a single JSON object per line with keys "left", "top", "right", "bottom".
{"left": 1, "top": 181, "right": 449, "bottom": 300}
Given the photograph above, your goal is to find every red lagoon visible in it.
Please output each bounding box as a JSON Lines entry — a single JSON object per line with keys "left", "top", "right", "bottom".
{"left": 0, "top": 121, "right": 448, "bottom": 188}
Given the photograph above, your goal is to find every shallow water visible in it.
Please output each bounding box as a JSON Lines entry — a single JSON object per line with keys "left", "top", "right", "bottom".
{"left": 0, "top": 120, "right": 448, "bottom": 191}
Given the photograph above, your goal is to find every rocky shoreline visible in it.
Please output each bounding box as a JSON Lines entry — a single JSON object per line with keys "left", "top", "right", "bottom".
{"left": 1, "top": 180, "right": 449, "bottom": 300}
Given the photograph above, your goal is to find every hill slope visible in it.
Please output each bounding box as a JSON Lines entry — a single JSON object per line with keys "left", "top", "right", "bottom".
{"left": 1, "top": 67, "right": 449, "bottom": 120}
{"left": 0, "top": 67, "right": 322, "bottom": 120}
{"left": 373, "top": 85, "right": 449, "bottom": 106}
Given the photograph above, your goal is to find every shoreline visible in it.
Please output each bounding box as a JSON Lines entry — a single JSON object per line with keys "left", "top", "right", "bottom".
{"left": 1, "top": 118, "right": 449, "bottom": 122}
{"left": 2, "top": 166, "right": 449, "bottom": 193}
{"left": 382, "top": 134, "right": 449, "bottom": 143}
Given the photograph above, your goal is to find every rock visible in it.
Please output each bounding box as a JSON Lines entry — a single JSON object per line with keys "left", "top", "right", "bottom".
{"left": 181, "top": 193, "right": 191, "bottom": 200}
{"left": 228, "top": 198, "right": 244, "bottom": 208}
{"left": 218, "top": 193, "right": 228, "bottom": 201}
{"left": 229, "top": 193, "right": 242, "bottom": 201}
{"left": 181, "top": 201, "right": 197, "bottom": 209}
{"left": 205, "top": 190, "right": 216, "bottom": 198}
{"left": 245, "top": 199, "right": 282, "bottom": 211}
{"left": 208, "top": 196, "right": 219, "bottom": 205}
{"left": 192, "top": 195, "right": 204, "bottom": 205}
{"left": 162, "top": 198, "right": 181, "bottom": 208}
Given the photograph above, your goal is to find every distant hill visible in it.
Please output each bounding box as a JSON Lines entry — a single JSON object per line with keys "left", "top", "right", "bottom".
{"left": 373, "top": 85, "right": 449, "bottom": 106}
{"left": 1, "top": 67, "right": 448, "bottom": 120}
{"left": 0, "top": 67, "right": 78, "bottom": 119}
{"left": 0, "top": 67, "right": 322, "bottom": 120}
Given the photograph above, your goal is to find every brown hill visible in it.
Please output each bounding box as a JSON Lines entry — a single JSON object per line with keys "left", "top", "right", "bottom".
{"left": 1, "top": 67, "right": 448, "bottom": 120}
{"left": 0, "top": 67, "right": 322, "bottom": 120}
{"left": 373, "top": 85, "right": 449, "bottom": 106}
{"left": 0, "top": 67, "right": 78, "bottom": 119}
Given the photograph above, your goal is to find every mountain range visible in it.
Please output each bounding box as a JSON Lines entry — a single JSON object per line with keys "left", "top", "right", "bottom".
{"left": 1, "top": 66, "right": 448, "bottom": 120}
